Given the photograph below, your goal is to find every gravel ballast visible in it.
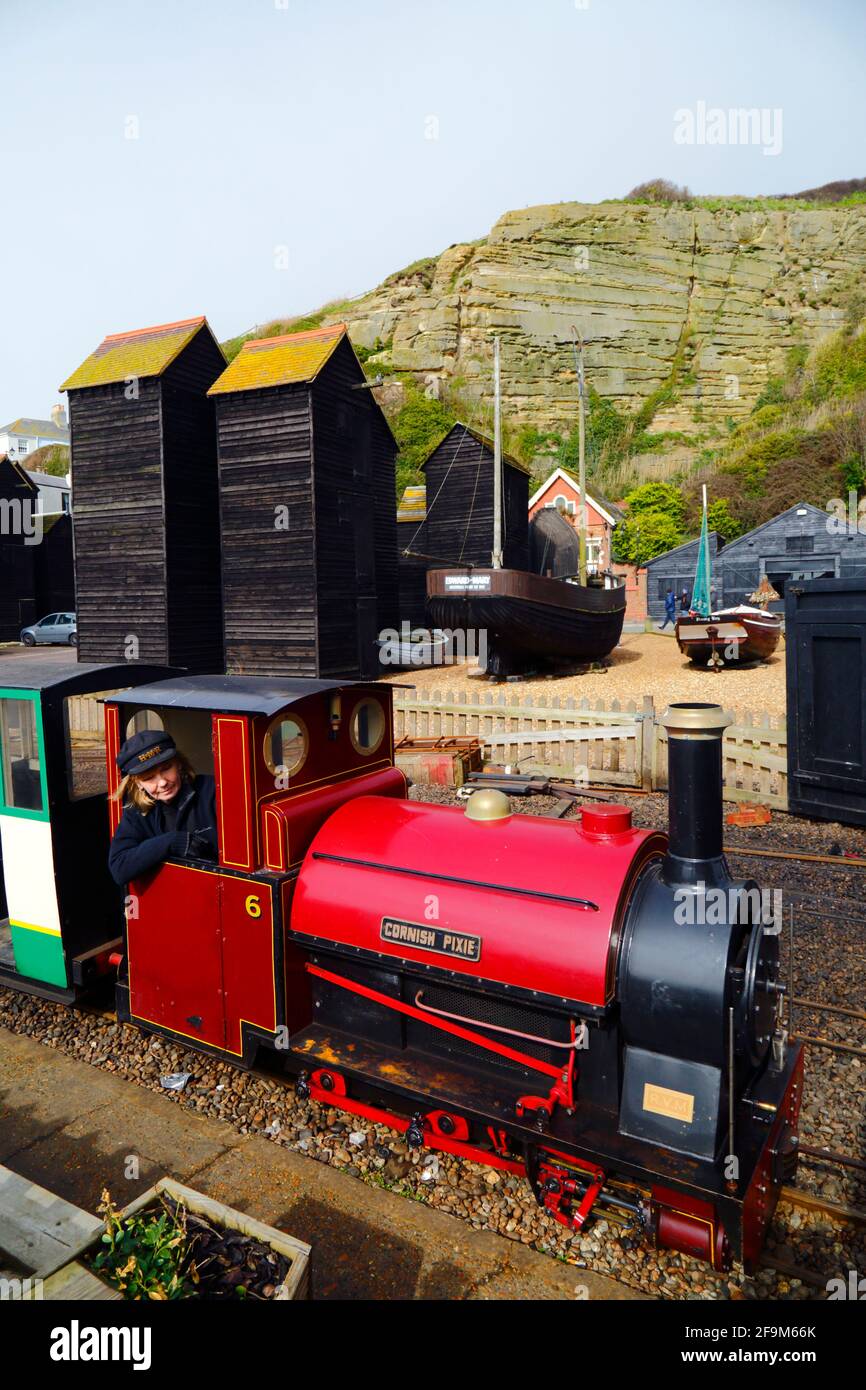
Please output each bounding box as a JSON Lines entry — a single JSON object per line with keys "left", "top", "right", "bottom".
{"left": 1, "top": 786, "right": 863, "bottom": 1301}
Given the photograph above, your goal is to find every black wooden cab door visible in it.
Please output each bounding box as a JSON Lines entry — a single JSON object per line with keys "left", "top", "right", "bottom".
{"left": 787, "top": 581, "right": 866, "bottom": 824}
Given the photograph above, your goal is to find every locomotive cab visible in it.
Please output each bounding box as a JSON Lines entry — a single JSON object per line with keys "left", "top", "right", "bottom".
{"left": 105, "top": 676, "right": 406, "bottom": 1064}
{"left": 0, "top": 662, "right": 175, "bottom": 1000}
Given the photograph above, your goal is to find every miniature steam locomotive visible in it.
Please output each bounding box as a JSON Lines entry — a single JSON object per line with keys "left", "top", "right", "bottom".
{"left": 0, "top": 666, "right": 801, "bottom": 1272}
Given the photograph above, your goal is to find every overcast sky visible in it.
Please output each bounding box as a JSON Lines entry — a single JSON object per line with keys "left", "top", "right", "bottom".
{"left": 1, "top": 0, "right": 864, "bottom": 427}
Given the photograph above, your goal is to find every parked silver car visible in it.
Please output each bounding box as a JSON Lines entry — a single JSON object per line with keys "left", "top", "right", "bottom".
{"left": 20, "top": 612, "right": 78, "bottom": 646}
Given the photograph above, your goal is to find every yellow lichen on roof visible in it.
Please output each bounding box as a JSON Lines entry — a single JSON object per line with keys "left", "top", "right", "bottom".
{"left": 208, "top": 324, "right": 347, "bottom": 395}
{"left": 397, "top": 484, "right": 427, "bottom": 521}
{"left": 60, "top": 316, "right": 209, "bottom": 391}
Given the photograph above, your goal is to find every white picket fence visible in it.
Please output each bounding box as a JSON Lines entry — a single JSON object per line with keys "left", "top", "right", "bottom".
{"left": 393, "top": 690, "right": 789, "bottom": 806}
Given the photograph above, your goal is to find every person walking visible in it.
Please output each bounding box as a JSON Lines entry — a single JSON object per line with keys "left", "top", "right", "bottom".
{"left": 658, "top": 587, "right": 677, "bottom": 630}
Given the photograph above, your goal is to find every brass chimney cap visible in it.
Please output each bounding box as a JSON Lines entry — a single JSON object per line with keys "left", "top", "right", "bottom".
{"left": 464, "top": 788, "right": 512, "bottom": 822}
{"left": 661, "top": 702, "right": 733, "bottom": 740}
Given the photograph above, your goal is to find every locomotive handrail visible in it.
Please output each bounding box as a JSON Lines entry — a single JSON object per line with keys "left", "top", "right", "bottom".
{"left": 305, "top": 962, "right": 565, "bottom": 1079}
{"left": 414, "top": 991, "right": 589, "bottom": 1050}
{"left": 309, "top": 851, "right": 599, "bottom": 911}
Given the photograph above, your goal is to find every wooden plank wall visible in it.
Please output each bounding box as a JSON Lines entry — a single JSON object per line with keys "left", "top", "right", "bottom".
{"left": 423, "top": 426, "right": 529, "bottom": 571}
{"left": 69, "top": 378, "right": 169, "bottom": 662}
{"left": 216, "top": 384, "right": 318, "bottom": 675}
{"left": 396, "top": 518, "right": 429, "bottom": 629}
{"left": 161, "top": 329, "right": 226, "bottom": 671}
{"left": 312, "top": 340, "right": 381, "bottom": 678}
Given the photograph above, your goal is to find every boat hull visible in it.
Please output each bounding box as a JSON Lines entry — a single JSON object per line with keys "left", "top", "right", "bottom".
{"left": 676, "top": 611, "right": 782, "bottom": 666}
{"left": 427, "top": 568, "right": 626, "bottom": 675}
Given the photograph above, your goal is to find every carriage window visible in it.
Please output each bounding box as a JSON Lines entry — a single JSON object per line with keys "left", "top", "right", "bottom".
{"left": 65, "top": 690, "right": 125, "bottom": 800}
{"left": 351, "top": 698, "right": 385, "bottom": 755}
{"left": 126, "top": 708, "right": 165, "bottom": 739}
{"left": 263, "top": 716, "right": 307, "bottom": 780}
{"left": 0, "top": 698, "right": 44, "bottom": 812}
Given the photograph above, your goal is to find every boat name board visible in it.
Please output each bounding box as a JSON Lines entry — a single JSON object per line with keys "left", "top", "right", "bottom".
{"left": 443, "top": 575, "right": 492, "bottom": 592}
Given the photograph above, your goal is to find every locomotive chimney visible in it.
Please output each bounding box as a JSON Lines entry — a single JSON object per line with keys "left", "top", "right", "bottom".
{"left": 661, "top": 703, "right": 732, "bottom": 884}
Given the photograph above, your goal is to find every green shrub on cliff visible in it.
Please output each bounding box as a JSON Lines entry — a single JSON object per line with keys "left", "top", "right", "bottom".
{"left": 611, "top": 481, "right": 686, "bottom": 564}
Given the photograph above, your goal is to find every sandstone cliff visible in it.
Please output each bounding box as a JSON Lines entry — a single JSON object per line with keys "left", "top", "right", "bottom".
{"left": 279, "top": 200, "right": 866, "bottom": 446}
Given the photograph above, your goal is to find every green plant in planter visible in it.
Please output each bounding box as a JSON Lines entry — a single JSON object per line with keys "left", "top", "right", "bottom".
{"left": 90, "top": 1190, "right": 195, "bottom": 1300}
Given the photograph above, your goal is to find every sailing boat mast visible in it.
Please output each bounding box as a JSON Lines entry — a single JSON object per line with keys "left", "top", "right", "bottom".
{"left": 571, "top": 327, "right": 588, "bottom": 586}
{"left": 702, "top": 482, "right": 711, "bottom": 612}
{"left": 492, "top": 336, "right": 503, "bottom": 569}
{"left": 577, "top": 334, "right": 588, "bottom": 586}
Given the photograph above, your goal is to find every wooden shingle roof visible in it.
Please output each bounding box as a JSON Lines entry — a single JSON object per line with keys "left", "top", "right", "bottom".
{"left": 208, "top": 324, "right": 347, "bottom": 396}
{"left": 61, "top": 316, "right": 213, "bottom": 391}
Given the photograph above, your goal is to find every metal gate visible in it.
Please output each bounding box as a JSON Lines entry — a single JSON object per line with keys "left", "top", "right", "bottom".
{"left": 786, "top": 578, "right": 866, "bottom": 825}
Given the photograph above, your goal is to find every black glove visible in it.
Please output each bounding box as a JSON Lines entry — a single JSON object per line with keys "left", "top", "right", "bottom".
{"left": 187, "top": 827, "right": 217, "bottom": 861}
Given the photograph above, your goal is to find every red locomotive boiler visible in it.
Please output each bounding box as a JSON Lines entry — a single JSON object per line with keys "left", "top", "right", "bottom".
{"left": 103, "top": 680, "right": 801, "bottom": 1272}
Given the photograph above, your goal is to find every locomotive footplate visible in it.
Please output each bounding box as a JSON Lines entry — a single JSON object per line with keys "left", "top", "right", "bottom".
{"left": 288, "top": 1022, "right": 803, "bottom": 1267}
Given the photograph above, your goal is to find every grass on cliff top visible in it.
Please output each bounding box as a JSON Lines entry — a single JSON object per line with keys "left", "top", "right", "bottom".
{"left": 621, "top": 192, "right": 866, "bottom": 212}
{"left": 221, "top": 299, "right": 359, "bottom": 363}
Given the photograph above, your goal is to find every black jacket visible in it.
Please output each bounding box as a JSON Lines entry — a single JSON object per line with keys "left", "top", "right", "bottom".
{"left": 108, "top": 776, "right": 218, "bottom": 887}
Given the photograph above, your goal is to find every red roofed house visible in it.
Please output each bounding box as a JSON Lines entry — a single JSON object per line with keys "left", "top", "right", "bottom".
{"left": 528, "top": 467, "right": 647, "bottom": 622}
{"left": 528, "top": 468, "right": 622, "bottom": 574}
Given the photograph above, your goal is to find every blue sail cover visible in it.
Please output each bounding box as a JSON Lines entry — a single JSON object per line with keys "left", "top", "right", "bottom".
{"left": 691, "top": 502, "right": 712, "bottom": 617}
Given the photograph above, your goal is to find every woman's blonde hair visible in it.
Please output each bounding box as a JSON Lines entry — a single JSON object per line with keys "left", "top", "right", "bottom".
{"left": 112, "top": 753, "right": 196, "bottom": 813}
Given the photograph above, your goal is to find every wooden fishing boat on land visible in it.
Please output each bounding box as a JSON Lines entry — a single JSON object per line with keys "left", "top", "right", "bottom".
{"left": 674, "top": 489, "right": 783, "bottom": 667}
{"left": 424, "top": 333, "right": 625, "bottom": 676}
{"left": 675, "top": 604, "right": 782, "bottom": 667}
{"left": 427, "top": 566, "right": 626, "bottom": 675}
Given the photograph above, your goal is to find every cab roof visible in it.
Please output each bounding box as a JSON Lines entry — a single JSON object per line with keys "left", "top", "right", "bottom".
{"left": 106, "top": 673, "right": 389, "bottom": 717}
{"left": 0, "top": 662, "right": 177, "bottom": 696}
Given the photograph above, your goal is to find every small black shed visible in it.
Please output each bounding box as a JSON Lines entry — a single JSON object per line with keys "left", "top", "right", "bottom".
{"left": 786, "top": 578, "right": 866, "bottom": 827}
{"left": 61, "top": 316, "right": 226, "bottom": 670}
{"left": 0, "top": 456, "right": 37, "bottom": 641}
{"left": 208, "top": 324, "right": 398, "bottom": 679}
{"left": 421, "top": 423, "right": 530, "bottom": 571}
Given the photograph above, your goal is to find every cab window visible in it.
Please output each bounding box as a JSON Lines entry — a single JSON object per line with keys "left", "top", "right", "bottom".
{"left": 126, "top": 708, "right": 165, "bottom": 739}
{"left": 351, "top": 698, "right": 385, "bottom": 755}
{"left": 0, "top": 697, "right": 44, "bottom": 812}
{"left": 65, "top": 690, "right": 126, "bottom": 800}
{"left": 263, "top": 715, "right": 308, "bottom": 780}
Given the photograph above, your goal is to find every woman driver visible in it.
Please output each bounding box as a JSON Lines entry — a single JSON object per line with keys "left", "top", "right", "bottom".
{"left": 108, "top": 731, "right": 218, "bottom": 886}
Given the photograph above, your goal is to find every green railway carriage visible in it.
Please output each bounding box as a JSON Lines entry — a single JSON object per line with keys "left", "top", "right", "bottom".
{"left": 0, "top": 661, "right": 173, "bottom": 1000}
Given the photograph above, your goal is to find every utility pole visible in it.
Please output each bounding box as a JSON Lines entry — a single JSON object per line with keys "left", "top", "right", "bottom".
{"left": 492, "top": 336, "right": 503, "bottom": 569}
{"left": 572, "top": 327, "right": 588, "bottom": 586}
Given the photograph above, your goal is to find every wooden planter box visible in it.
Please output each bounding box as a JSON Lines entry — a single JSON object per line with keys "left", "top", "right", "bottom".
{"left": 33, "top": 1177, "right": 311, "bottom": 1301}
